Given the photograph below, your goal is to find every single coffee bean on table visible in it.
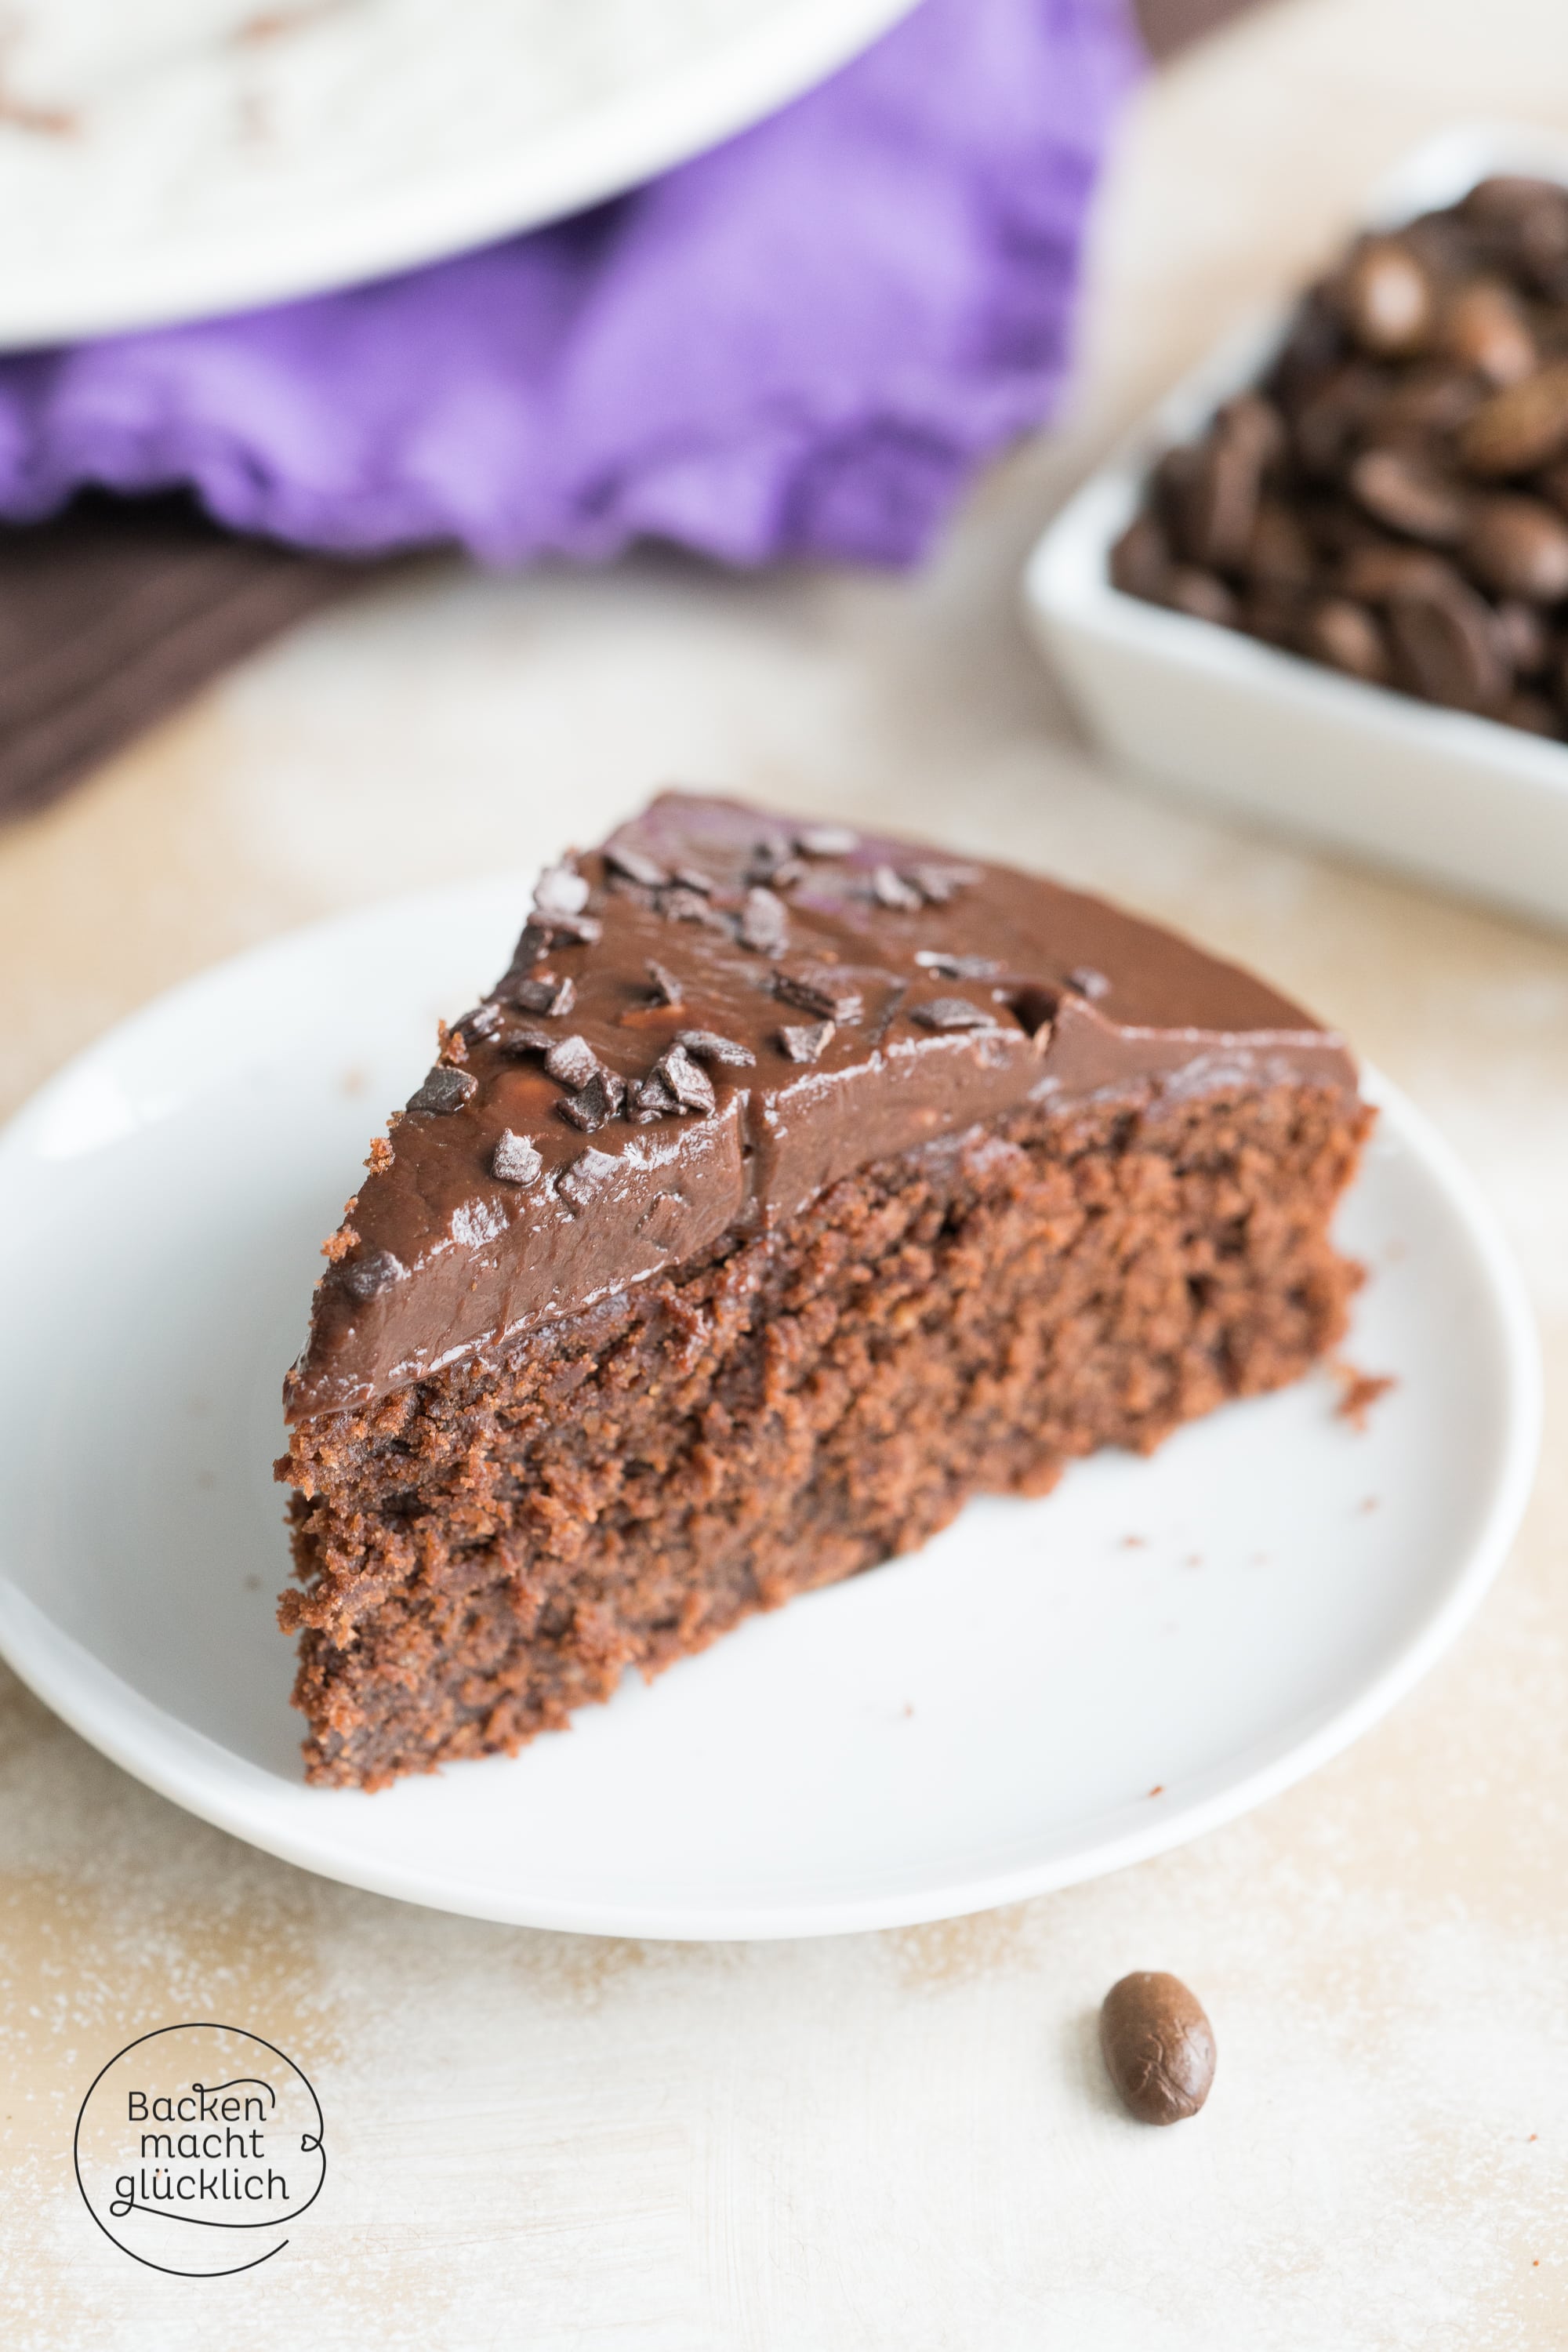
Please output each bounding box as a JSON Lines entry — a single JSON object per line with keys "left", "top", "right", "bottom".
{"left": 1099, "top": 1972, "right": 1217, "bottom": 2125}
{"left": 1108, "top": 174, "right": 1568, "bottom": 743}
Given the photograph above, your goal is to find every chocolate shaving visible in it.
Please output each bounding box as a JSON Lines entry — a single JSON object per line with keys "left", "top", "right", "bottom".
{"left": 779, "top": 1019, "right": 835, "bottom": 1063}
{"left": 656, "top": 1043, "right": 717, "bottom": 1115}
{"left": 408, "top": 1065, "right": 478, "bottom": 1114}
{"left": 774, "top": 970, "right": 864, "bottom": 1023}
{"left": 557, "top": 1069, "right": 626, "bottom": 1132}
{"left": 543, "top": 1035, "right": 600, "bottom": 1091}
{"left": 605, "top": 844, "right": 670, "bottom": 889}
{"left": 746, "top": 842, "right": 807, "bottom": 888}
{"left": 559, "top": 1147, "right": 618, "bottom": 1208}
{"left": 341, "top": 1249, "right": 405, "bottom": 1301}
{"left": 909, "top": 863, "right": 978, "bottom": 904}
{"left": 630, "top": 1072, "right": 679, "bottom": 1123}
{"left": 660, "top": 885, "right": 726, "bottom": 927}
{"left": 870, "top": 865, "right": 923, "bottom": 911}
{"left": 533, "top": 863, "right": 589, "bottom": 916}
{"left": 916, "top": 950, "right": 1001, "bottom": 980}
{"left": 463, "top": 1001, "right": 505, "bottom": 1039}
{"left": 646, "top": 960, "right": 684, "bottom": 1007}
{"left": 1067, "top": 965, "right": 1112, "bottom": 1001}
{"left": 672, "top": 865, "right": 713, "bottom": 894}
{"left": 498, "top": 1022, "right": 555, "bottom": 1057}
{"left": 911, "top": 997, "right": 996, "bottom": 1033}
{"left": 539, "top": 910, "right": 602, "bottom": 947}
{"left": 512, "top": 974, "right": 576, "bottom": 1017}
{"left": 674, "top": 1029, "right": 756, "bottom": 1068}
{"left": 491, "top": 1130, "right": 543, "bottom": 1185}
{"left": 796, "top": 823, "right": 858, "bottom": 858}
{"left": 739, "top": 887, "right": 788, "bottom": 953}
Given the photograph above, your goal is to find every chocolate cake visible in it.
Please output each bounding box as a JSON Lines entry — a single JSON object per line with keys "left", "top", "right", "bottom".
{"left": 278, "top": 793, "right": 1370, "bottom": 1789}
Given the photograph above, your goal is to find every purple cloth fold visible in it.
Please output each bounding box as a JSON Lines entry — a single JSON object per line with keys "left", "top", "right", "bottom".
{"left": 0, "top": 0, "right": 1139, "bottom": 568}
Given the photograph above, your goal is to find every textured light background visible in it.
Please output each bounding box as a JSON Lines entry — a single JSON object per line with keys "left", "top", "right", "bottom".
{"left": 3, "top": 0, "right": 1568, "bottom": 2342}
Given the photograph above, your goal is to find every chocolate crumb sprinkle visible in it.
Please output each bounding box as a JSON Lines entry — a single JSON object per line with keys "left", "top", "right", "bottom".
{"left": 559, "top": 1147, "right": 618, "bottom": 1207}
{"left": 774, "top": 971, "right": 864, "bottom": 1023}
{"left": 532, "top": 863, "right": 588, "bottom": 917}
{"left": 341, "top": 1249, "right": 405, "bottom": 1301}
{"left": 606, "top": 844, "right": 670, "bottom": 889}
{"left": 779, "top": 1019, "right": 835, "bottom": 1063}
{"left": 739, "top": 887, "right": 789, "bottom": 953}
{"left": 796, "top": 823, "right": 858, "bottom": 858}
{"left": 657, "top": 1043, "right": 717, "bottom": 1115}
{"left": 646, "top": 960, "right": 684, "bottom": 1007}
{"left": 543, "top": 1035, "right": 600, "bottom": 1091}
{"left": 408, "top": 1065, "right": 477, "bottom": 1114}
{"left": 912, "top": 997, "right": 997, "bottom": 1033}
{"left": 674, "top": 1029, "right": 756, "bottom": 1068}
{"left": 870, "top": 865, "right": 923, "bottom": 911}
{"left": 491, "top": 1131, "right": 543, "bottom": 1185}
{"left": 557, "top": 1069, "right": 626, "bottom": 1132}
{"left": 916, "top": 950, "right": 1001, "bottom": 980}
{"left": 512, "top": 974, "right": 576, "bottom": 1017}
{"left": 630, "top": 1072, "right": 679, "bottom": 1123}
{"left": 1068, "top": 965, "right": 1112, "bottom": 1001}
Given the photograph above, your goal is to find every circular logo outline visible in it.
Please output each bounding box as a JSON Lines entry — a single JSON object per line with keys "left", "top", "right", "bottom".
{"left": 73, "top": 2021, "right": 326, "bottom": 2278}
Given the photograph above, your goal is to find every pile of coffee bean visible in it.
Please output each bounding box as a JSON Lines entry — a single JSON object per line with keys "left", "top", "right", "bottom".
{"left": 1112, "top": 176, "right": 1568, "bottom": 737}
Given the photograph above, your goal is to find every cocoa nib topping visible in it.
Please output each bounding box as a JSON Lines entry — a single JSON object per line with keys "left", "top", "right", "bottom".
{"left": 532, "top": 863, "right": 589, "bottom": 916}
{"left": 774, "top": 969, "right": 864, "bottom": 1022}
{"left": 341, "top": 1248, "right": 405, "bottom": 1301}
{"left": 645, "top": 959, "right": 684, "bottom": 1007}
{"left": 1068, "top": 964, "right": 1112, "bottom": 1000}
{"left": 560, "top": 1146, "right": 618, "bottom": 1207}
{"left": 491, "top": 1130, "right": 543, "bottom": 1185}
{"left": 739, "top": 886, "right": 788, "bottom": 953}
{"left": 779, "top": 1018, "right": 835, "bottom": 1062}
{"left": 606, "top": 843, "right": 670, "bottom": 888}
{"left": 657, "top": 1043, "right": 717, "bottom": 1114}
{"left": 543, "top": 1034, "right": 600, "bottom": 1090}
{"left": 675, "top": 1029, "right": 757, "bottom": 1067}
{"left": 911, "top": 996, "right": 998, "bottom": 1033}
{"left": 796, "top": 822, "right": 858, "bottom": 857}
{"left": 557, "top": 1069, "right": 626, "bottom": 1133}
{"left": 408, "top": 1065, "right": 477, "bottom": 1114}
{"left": 870, "top": 865, "right": 923, "bottom": 911}
{"left": 916, "top": 949, "right": 1001, "bottom": 980}
{"left": 511, "top": 974, "right": 576, "bottom": 1017}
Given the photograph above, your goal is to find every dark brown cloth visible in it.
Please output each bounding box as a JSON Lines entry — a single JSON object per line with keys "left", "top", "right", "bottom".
{"left": 0, "top": 0, "right": 1258, "bottom": 828}
{"left": 0, "top": 495, "right": 371, "bottom": 823}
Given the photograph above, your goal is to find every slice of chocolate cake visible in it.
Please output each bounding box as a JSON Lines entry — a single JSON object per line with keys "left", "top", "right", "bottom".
{"left": 278, "top": 793, "right": 1370, "bottom": 1789}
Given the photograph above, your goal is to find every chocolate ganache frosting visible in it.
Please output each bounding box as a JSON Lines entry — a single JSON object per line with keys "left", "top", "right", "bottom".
{"left": 285, "top": 793, "right": 1357, "bottom": 1418}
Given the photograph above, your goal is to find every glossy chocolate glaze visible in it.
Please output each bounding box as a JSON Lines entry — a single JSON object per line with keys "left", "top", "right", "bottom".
{"left": 285, "top": 793, "right": 1357, "bottom": 1419}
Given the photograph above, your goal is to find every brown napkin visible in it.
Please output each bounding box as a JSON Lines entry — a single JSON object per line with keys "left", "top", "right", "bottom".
{"left": 0, "top": 494, "right": 374, "bottom": 824}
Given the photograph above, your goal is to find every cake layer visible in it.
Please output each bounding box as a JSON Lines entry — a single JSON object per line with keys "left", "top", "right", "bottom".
{"left": 281, "top": 1080, "right": 1370, "bottom": 1788}
{"left": 286, "top": 794, "right": 1356, "bottom": 1419}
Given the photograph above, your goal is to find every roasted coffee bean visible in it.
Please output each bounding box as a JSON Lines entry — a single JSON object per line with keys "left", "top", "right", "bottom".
{"left": 1338, "top": 235, "right": 1433, "bottom": 356}
{"left": 1501, "top": 689, "right": 1559, "bottom": 735}
{"left": 1371, "top": 361, "right": 1486, "bottom": 440}
{"left": 1109, "top": 513, "right": 1172, "bottom": 599}
{"left": 1437, "top": 277, "right": 1537, "bottom": 385}
{"left": 1299, "top": 596, "right": 1390, "bottom": 683}
{"left": 1336, "top": 542, "right": 1461, "bottom": 602}
{"left": 1244, "top": 499, "right": 1316, "bottom": 589}
{"left": 1099, "top": 1973, "right": 1216, "bottom": 2126}
{"left": 1165, "top": 567, "right": 1238, "bottom": 626}
{"left": 1494, "top": 597, "right": 1552, "bottom": 674}
{"left": 1291, "top": 360, "right": 1385, "bottom": 477}
{"left": 1461, "top": 493, "right": 1568, "bottom": 599}
{"left": 1388, "top": 580, "right": 1509, "bottom": 711}
{"left": 1459, "top": 361, "right": 1568, "bottom": 476}
{"left": 1348, "top": 446, "right": 1469, "bottom": 544}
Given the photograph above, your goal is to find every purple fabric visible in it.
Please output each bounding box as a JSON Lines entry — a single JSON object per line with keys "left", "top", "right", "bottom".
{"left": 0, "top": 0, "right": 1140, "bottom": 568}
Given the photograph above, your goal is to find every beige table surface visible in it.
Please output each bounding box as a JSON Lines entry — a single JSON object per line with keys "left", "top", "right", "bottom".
{"left": 4, "top": 1, "right": 1568, "bottom": 2343}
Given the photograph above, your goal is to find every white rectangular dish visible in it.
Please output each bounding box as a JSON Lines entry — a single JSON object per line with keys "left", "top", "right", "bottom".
{"left": 1023, "top": 123, "right": 1568, "bottom": 934}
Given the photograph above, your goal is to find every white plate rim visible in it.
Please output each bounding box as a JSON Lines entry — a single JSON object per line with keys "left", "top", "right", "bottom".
{"left": 0, "top": 0, "right": 921, "bottom": 349}
{"left": 0, "top": 895, "right": 1542, "bottom": 1940}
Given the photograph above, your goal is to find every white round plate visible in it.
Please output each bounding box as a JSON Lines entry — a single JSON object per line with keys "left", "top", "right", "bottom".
{"left": 0, "top": 880, "right": 1540, "bottom": 1939}
{"left": 0, "top": 0, "right": 920, "bottom": 349}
